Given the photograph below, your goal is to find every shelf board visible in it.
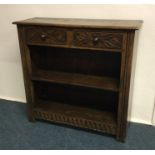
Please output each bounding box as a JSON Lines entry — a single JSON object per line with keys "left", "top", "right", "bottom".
{"left": 31, "top": 70, "right": 119, "bottom": 92}
{"left": 27, "top": 43, "right": 121, "bottom": 53}
{"left": 34, "top": 100, "right": 117, "bottom": 134}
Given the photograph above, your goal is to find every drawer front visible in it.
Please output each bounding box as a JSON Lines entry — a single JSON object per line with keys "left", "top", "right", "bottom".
{"left": 73, "top": 30, "right": 123, "bottom": 50}
{"left": 25, "top": 27, "right": 67, "bottom": 45}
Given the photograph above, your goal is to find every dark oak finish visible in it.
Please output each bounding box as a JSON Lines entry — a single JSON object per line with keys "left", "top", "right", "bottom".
{"left": 73, "top": 30, "right": 123, "bottom": 49}
{"left": 13, "top": 18, "right": 142, "bottom": 141}
{"left": 25, "top": 26, "right": 67, "bottom": 45}
{"left": 13, "top": 17, "right": 142, "bottom": 29}
{"left": 34, "top": 100, "right": 117, "bottom": 135}
{"left": 31, "top": 70, "right": 119, "bottom": 92}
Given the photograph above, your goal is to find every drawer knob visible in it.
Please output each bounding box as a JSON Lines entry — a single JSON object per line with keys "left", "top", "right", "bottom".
{"left": 93, "top": 37, "right": 99, "bottom": 44}
{"left": 41, "top": 34, "right": 46, "bottom": 40}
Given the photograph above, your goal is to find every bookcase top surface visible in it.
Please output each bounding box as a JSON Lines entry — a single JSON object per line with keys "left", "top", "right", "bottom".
{"left": 13, "top": 17, "right": 143, "bottom": 30}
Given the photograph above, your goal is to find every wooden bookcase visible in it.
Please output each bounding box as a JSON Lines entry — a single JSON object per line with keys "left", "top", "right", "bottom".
{"left": 13, "top": 18, "right": 142, "bottom": 141}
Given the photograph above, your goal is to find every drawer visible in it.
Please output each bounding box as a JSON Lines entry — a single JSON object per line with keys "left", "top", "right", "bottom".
{"left": 73, "top": 30, "right": 123, "bottom": 50}
{"left": 25, "top": 26, "right": 67, "bottom": 46}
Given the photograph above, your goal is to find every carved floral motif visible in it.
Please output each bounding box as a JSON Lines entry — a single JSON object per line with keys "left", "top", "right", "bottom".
{"left": 34, "top": 110, "right": 116, "bottom": 135}
{"left": 73, "top": 30, "right": 123, "bottom": 49}
{"left": 26, "top": 27, "right": 67, "bottom": 45}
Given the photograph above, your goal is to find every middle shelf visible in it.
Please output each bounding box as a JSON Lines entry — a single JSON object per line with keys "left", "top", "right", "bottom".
{"left": 31, "top": 70, "right": 119, "bottom": 92}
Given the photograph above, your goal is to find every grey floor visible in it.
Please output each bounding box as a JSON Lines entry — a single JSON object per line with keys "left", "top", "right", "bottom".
{"left": 0, "top": 99, "right": 155, "bottom": 150}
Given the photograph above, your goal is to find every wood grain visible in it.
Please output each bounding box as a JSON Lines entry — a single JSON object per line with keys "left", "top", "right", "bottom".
{"left": 73, "top": 30, "right": 123, "bottom": 49}
{"left": 117, "top": 31, "right": 135, "bottom": 141}
{"left": 34, "top": 100, "right": 117, "bottom": 135}
{"left": 31, "top": 70, "right": 119, "bottom": 92}
{"left": 17, "top": 25, "right": 36, "bottom": 121}
{"left": 25, "top": 26, "right": 67, "bottom": 45}
{"left": 13, "top": 17, "right": 143, "bottom": 29}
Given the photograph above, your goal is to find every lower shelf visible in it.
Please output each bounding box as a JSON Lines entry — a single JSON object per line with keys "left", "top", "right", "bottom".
{"left": 33, "top": 100, "right": 117, "bottom": 135}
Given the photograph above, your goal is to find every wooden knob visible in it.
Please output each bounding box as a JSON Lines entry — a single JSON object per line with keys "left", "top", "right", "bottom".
{"left": 93, "top": 37, "right": 99, "bottom": 44}
{"left": 41, "top": 34, "right": 46, "bottom": 40}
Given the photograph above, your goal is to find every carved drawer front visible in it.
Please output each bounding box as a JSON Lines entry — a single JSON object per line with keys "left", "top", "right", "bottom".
{"left": 73, "top": 30, "right": 123, "bottom": 50}
{"left": 25, "top": 26, "right": 67, "bottom": 45}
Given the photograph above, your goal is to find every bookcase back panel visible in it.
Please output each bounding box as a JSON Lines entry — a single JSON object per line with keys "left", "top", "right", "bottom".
{"left": 29, "top": 46, "right": 121, "bottom": 78}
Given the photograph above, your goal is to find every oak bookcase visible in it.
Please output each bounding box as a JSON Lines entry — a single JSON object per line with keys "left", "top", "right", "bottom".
{"left": 13, "top": 18, "right": 142, "bottom": 141}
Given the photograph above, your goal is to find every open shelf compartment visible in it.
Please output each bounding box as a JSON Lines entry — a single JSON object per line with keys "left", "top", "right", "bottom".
{"left": 29, "top": 45, "right": 120, "bottom": 136}
{"left": 29, "top": 45, "right": 121, "bottom": 92}
{"left": 34, "top": 100, "right": 117, "bottom": 135}
{"left": 32, "top": 80, "right": 118, "bottom": 135}
{"left": 31, "top": 70, "right": 119, "bottom": 92}
{"left": 29, "top": 45, "right": 121, "bottom": 78}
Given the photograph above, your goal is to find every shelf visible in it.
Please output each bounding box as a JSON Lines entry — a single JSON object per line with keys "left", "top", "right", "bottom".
{"left": 31, "top": 70, "right": 119, "bottom": 92}
{"left": 27, "top": 43, "right": 121, "bottom": 53}
{"left": 34, "top": 100, "right": 117, "bottom": 134}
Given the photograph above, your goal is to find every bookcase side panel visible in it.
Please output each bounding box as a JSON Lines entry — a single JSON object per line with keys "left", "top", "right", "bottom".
{"left": 117, "top": 30, "right": 135, "bottom": 141}
{"left": 17, "top": 25, "right": 35, "bottom": 121}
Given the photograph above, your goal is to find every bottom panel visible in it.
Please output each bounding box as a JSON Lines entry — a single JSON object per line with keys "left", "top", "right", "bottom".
{"left": 33, "top": 100, "right": 117, "bottom": 135}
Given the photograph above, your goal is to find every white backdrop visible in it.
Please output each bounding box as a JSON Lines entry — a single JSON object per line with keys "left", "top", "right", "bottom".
{"left": 0, "top": 4, "right": 155, "bottom": 125}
